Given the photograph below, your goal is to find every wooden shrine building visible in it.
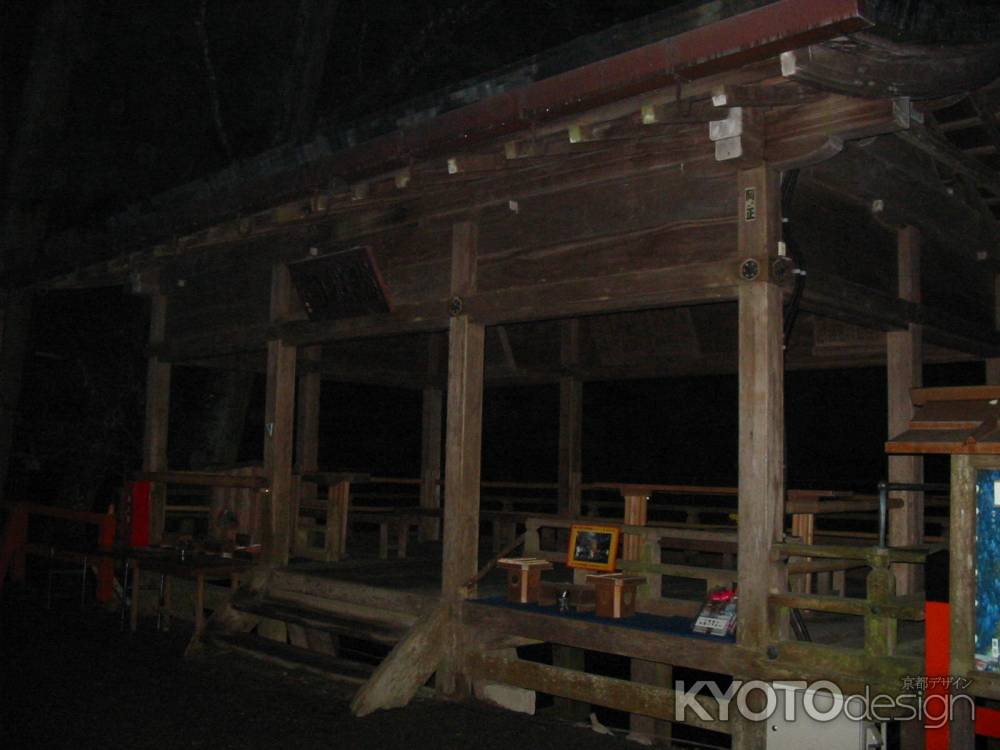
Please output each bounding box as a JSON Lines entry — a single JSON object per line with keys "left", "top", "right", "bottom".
{"left": 16, "top": 1, "right": 1000, "bottom": 747}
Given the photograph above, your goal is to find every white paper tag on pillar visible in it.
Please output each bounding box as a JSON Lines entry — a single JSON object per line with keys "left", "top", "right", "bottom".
{"left": 994, "top": 479, "right": 1000, "bottom": 507}
{"left": 266, "top": 422, "right": 274, "bottom": 437}
{"left": 744, "top": 187, "right": 757, "bottom": 221}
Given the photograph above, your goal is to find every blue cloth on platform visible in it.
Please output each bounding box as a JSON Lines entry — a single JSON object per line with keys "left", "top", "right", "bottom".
{"left": 473, "top": 595, "right": 736, "bottom": 643}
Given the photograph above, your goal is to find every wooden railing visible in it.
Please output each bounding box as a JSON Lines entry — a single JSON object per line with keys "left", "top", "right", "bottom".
{"left": 0, "top": 501, "right": 116, "bottom": 602}
{"left": 769, "top": 541, "right": 935, "bottom": 682}
{"left": 280, "top": 471, "right": 951, "bottom": 571}
{"left": 138, "top": 467, "right": 268, "bottom": 546}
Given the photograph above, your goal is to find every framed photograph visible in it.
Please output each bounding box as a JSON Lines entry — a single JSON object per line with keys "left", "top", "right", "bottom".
{"left": 567, "top": 524, "right": 620, "bottom": 572}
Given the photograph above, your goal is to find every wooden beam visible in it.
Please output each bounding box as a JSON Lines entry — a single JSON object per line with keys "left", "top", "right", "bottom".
{"left": 351, "top": 603, "right": 448, "bottom": 716}
{"left": 558, "top": 319, "right": 582, "bottom": 517}
{"left": 887, "top": 226, "right": 923, "bottom": 595}
{"left": 735, "top": 164, "right": 784, "bottom": 750}
{"left": 143, "top": 292, "right": 171, "bottom": 543}
{"left": 279, "top": 259, "right": 740, "bottom": 347}
{"left": 440, "top": 220, "right": 485, "bottom": 695}
{"left": 264, "top": 264, "right": 297, "bottom": 565}
{"left": 463, "top": 598, "right": 746, "bottom": 674}
{"left": 467, "top": 652, "right": 729, "bottom": 734}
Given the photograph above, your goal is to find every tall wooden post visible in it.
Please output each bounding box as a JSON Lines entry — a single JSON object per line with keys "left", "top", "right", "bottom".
{"left": 294, "top": 345, "right": 321, "bottom": 555}
{"left": 558, "top": 319, "right": 582, "bottom": 518}
{"left": 734, "top": 165, "right": 784, "bottom": 750}
{"left": 295, "top": 346, "right": 322, "bottom": 476}
{"left": 554, "top": 321, "right": 587, "bottom": 717}
{"left": 555, "top": 321, "right": 586, "bottom": 717}
{"left": 627, "top": 492, "right": 671, "bottom": 743}
{"left": 887, "top": 226, "right": 923, "bottom": 595}
{"left": 439, "top": 219, "right": 484, "bottom": 696}
{"left": 143, "top": 292, "right": 171, "bottom": 544}
{"left": 419, "top": 335, "right": 444, "bottom": 542}
{"left": 264, "top": 264, "right": 297, "bottom": 566}
{"left": 949, "top": 453, "right": 976, "bottom": 750}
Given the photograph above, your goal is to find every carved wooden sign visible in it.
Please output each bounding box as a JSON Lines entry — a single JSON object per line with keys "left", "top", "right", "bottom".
{"left": 288, "top": 245, "right": 391, "bottom": 321}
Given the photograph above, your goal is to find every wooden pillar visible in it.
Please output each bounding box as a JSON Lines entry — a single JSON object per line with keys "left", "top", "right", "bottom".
{"left": 555, "top": 322, "right": 586, "bottom": 717}
{"left": 887, "top": 226, "right": 923, "bottom": 595}
{"left": 558, "top": 320, "right": 583, "bottom": 518}
{"left": 626, "top": 493, "right": 671, "bottom": 743}
{"left": 558, "top": 378, "right": 582, "bottom": 517}
{"left": 143, "top": 293, "right": 171, "bottom": 544}
{"left": 294, "top": 346, "right": 321, "bottom": 556}
{"left": 441, "top": 220, "right": 484, "bottom": 598}
{"left": 734, "top": 165, "right": 784, "bottom": 750}
{"left": 264, "top": 264, "right": 297, "bottom": 566}
{"left": 949, "top": 453, "right": 976, "bottom": 750}
{"left": 988, "top": 358, "right": 1000, "bottom": 385}
{"left": 622, "top": 492, "right": 648, "bottom": 561}
{"left": 419, "top": 335, "right": 444, "bottom": 542}
{"left": 440, "top": 219, "right": 484, "bottom": 696}
{"left": 419, "top": 385, "right": 444, "bottom": 542}
{"left": 630, "top": 659, "right": 672, "bottom": 743}
{"left": 295, "top": 346, "right": 321, "bottom": 475}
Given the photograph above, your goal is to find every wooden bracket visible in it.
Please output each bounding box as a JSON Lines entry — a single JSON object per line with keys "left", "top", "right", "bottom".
{"left": 710, "top": 107, "right": 764, "bottom": 165}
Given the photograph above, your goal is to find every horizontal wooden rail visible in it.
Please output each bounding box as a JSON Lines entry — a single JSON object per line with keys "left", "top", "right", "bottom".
{"left": 482, "top": 481, "right": 559, "bottom": 490}
{"left": 582, "top": 482, "right": 738, "bottom": 495}
{"left": 617, "top": 558, "right": 737, "bottom": 583}
{"left": 786, "top": 557, "right": 863, "bottom": 575}
{"left": 1, "top": 501, "right": 110, "bottom": 526}
{"left": 365, "top": 476, "right": 421, "bottom": 485}
{"left": 298, "top": 472, "right": 370, "bottom": 485}
{"left": 139, "top": 471, "right": 267, "bottom": 489}
{"left": 467, "top": 652, "right": 730, "bottom": 734}
{"left": 775, "top": 542, "right": 937, "bottom": 565}
{"left": 771, "top": 592, "right": 925, "bottom": 620}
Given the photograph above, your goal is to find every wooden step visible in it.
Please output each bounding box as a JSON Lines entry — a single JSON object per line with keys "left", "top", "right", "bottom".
{"left": 212, "top": 631, "right": 375, "bottom": 685}
{"left": 231, "top": 596, "right": 407, "bottom": 644}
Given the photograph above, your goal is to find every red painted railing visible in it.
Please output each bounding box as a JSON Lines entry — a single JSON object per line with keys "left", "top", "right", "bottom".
{"left": 0, "top": 502, "right": 116, "bottom": 602}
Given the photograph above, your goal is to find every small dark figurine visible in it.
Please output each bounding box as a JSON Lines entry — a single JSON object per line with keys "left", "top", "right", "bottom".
{"left": 558, "top": 589, "right": 569, "bottom": 614}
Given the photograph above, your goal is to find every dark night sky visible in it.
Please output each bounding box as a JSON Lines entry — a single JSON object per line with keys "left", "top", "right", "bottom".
{"left": 2, "top": 1, "right": 993, "bottom": 508}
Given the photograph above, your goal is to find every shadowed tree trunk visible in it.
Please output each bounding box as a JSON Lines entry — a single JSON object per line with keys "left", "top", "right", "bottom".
{"left": 189, "top": 369, "right": 256, "bottom": 469}
{"left": 275, "top": 0, "right": 340, "bottom": 143}
{"left": 0, "top": 0, "right": 84, "bottom": 500}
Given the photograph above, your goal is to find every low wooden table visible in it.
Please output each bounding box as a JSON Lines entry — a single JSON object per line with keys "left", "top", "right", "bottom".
{"left": 126, "top": 550, "right": 252, "bottom": 637}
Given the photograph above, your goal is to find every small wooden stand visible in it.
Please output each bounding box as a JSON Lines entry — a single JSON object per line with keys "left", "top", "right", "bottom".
{"left": 586, "top": 573, "right": 645, "bottom": 619}
{"left": 498, "top": 557, "right": 553, "bottom": 604}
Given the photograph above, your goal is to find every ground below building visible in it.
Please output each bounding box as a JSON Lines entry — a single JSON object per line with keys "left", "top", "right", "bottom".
{"left": 1, "top": 593, "right": 636, "bottom": 750}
